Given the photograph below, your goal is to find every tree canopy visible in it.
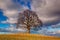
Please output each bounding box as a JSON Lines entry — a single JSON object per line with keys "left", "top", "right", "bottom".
{"left": 16, "top": 9, "right": 43, "bottom": 33}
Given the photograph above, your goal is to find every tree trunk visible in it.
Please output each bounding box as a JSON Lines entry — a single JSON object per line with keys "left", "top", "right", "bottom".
{"left": 27, "top": 26, "right": 30, "bottom": 33}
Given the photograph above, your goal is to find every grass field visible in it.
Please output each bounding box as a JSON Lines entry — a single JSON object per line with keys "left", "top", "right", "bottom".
{"left": 0, "top": 33, "right": 60, "bottom": 40}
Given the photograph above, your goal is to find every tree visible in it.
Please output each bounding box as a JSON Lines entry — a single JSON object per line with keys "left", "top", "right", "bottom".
{"left": 16, "top": 9, "right": 42, "bottom": 33}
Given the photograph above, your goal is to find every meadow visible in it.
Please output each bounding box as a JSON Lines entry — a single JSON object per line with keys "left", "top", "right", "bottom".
{"left": 0, "top": 33, "right": 60, "bottom": 40}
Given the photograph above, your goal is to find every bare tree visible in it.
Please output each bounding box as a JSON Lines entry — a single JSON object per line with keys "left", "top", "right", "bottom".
{"left": 16, "top": 9, "right": 42, "bottom": 33}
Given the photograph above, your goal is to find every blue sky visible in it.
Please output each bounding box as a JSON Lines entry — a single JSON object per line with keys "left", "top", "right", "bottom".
{"left": 0, "top": 0, "right": 60, "bottom": 36}
{"left": 0, "top": 9, "right": 7, "bottom": 21}
{"left": 13, "top": 0, "right": 31, "bottom": 9}
{"left": 0, "top": 0, "right": 31, "bottom": 28}
{"left": 0, "top": 9, "right": 8, "bottom": 28}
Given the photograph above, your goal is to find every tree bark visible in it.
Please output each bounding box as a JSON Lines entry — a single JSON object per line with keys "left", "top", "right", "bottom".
{"left": 27, "top": 26, "right": 30, "bottom": 33}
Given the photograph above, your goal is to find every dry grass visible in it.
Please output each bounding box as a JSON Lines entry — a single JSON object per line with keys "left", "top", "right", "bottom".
{"left": 0, "top": 33, "right": 60, "bottom": 40}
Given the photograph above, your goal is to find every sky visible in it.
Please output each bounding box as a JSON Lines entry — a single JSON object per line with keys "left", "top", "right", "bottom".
{"left": 0, "top": 0, "right": 60, "bottom": 37}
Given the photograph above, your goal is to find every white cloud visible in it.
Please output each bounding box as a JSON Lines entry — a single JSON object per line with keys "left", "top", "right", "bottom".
{"left": 0, "top": 0, "right": 28, "bottom": 24}
{"left": 1, "top": 17, "right": 17, "bottom": 24}
{"left": 31, "top": 0, "right": 60, "bottom": 25}
{"left": 36, "top": 28, "right": 60, "bottom": 37}
{"left": 1, "top": 0, "right": 60, "bottom": 26}
{"left": 0, "top": 24, "right": 27, "bottom": 32}
{"left": 56, "top": 30, "right": 60, "bottom": 34}
{"left": 47, "top": 30, "right": 60, "bottom": 35}
{"left": 1, "top": 21, "right": 7, "bottom": 23}
{"left": 4, "top": 10, "right": 18, "bottom": 18}
{"left": 51, "top": 23, "right": 60, "bottom": 28}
